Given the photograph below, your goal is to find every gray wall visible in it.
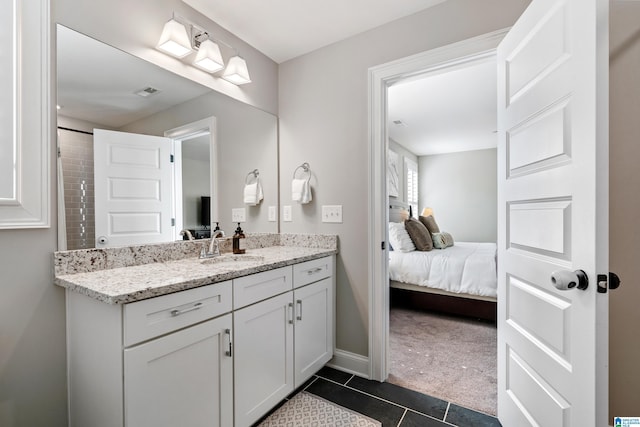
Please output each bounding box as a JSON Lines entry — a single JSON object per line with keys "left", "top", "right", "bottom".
{"left": 278, "top": 0, "right": 530, "bottom": 357}
{"left": 418, "top": 149, "right": 497, "bottom": 243}
{"left": 609, "top": 1, "right": 640, "bottom": 417}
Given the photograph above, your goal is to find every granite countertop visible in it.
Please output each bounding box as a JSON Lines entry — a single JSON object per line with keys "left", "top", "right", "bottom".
{"left": 55, "top": 245, "right": 336, "bottom": 304}
{"left": 54, "top": 233, "right": 338, "bottom": 305}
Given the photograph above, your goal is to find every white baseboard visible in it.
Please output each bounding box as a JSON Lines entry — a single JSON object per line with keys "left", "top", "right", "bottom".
{"left": 326, "top": 349, "right": 370, "bottom": 378}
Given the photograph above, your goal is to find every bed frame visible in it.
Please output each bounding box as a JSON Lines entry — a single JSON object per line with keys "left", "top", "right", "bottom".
{"left": 390, "top": 280, "right": 497, "bottom": 323}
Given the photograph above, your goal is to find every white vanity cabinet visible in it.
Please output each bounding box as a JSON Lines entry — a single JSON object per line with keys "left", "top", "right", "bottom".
{"left": 65, "top": 254, "right": 335, "bottom": 427}
{"left": 66, "top": 281, "right": 234, "bottom": 427}
{"left": 233, "top": 256, "right": 334, "bottom": 427}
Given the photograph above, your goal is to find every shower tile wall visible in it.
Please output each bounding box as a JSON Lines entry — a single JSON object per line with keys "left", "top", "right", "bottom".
{"left": 59, "top": 129, "right": 95, "bottom": 250}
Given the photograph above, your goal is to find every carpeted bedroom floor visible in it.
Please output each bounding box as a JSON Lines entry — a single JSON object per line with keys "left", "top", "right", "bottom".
{"left": 388, "top": 306, "right": 497, "bottom": 416}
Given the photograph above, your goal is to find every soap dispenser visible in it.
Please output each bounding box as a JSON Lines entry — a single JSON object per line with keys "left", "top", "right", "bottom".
{"left": 232, "top": 223, "right": 246, "bottom": 254}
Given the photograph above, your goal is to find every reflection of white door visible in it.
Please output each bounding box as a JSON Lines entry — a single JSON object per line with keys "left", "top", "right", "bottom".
{"left": 94, "top": 129, "right": 174, "bottom": 248}
{"left": 497, "top": 0, "right": 608, "bottom": 426}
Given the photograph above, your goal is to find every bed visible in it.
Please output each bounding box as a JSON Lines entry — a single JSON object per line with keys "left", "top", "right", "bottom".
{"left": 387, "top": 206, "right": 497, "bottom": 321}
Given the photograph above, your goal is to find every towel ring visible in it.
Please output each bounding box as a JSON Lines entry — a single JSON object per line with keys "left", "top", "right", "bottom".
{"left": 293, "top": 162, "right": 310, "bottom": 180}
{"left": 245, "top": 169, "right": 259, "bottom": 185}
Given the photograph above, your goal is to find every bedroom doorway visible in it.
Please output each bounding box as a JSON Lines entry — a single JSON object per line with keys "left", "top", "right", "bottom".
{"left": 369, "top": 31, "right": 506, "bottom": 411}
{"left": 383, "top": 49, "right": 499, "bottom": 415}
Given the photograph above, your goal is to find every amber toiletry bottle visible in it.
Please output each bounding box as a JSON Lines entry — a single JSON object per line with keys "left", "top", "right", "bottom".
{"left": 232, "top": 223, "right": 246, "bottom": 254}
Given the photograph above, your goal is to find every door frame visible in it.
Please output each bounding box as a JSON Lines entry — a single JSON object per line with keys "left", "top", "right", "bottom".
{"left": 165, "top": 117, "right": 218, "bottom": 240}
{"left": 367, "top": 28, "right": 509, "bottom": 381}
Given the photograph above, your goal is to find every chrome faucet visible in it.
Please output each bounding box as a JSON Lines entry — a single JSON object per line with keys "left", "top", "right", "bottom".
{"left": 201, "top": 230, "right": 225, "bottom": 258}
{"left": 180, "top": 229, "right": 194, "bottom": 240}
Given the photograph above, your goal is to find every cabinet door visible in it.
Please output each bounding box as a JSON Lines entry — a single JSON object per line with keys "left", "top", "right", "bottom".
{"left": 294, "top": 277, "right": 334, "bottom": 388}
{"left": 124, "top": 314, "right": 233, "bottom": 427}
{"left": 234, "top": 292, "right": 294, "bottom": 427}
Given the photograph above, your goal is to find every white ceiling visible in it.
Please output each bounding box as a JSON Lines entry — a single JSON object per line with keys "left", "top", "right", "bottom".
{"left": 182, "top": 0, "right": 448, "bottom": 63}
{"left": 388, "top": 58, "right": 498, "bottom": 156}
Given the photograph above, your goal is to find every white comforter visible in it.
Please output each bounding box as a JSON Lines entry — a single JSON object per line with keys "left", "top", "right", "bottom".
{"left": 389, "top": 242, "right": 497, "bottom": 297}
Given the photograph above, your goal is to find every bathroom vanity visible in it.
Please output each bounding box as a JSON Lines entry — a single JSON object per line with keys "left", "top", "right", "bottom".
{"left": 55, "top": 234, "right": 337, "bottom": 427}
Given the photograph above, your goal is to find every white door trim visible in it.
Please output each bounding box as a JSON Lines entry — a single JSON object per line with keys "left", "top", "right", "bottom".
{"left": 165, "top": 117, "right": 218, "bottom": 239}
{"left": 367, "top": 28, "right": 509, "bottom": 381}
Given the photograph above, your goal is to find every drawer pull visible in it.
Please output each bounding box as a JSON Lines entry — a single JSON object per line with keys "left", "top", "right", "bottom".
{"left": 170, "top": 302, "right": 203, "bottom": 317}
{"left": 288, "top": 302, "right": 294, "bottom": 324}
{"left": 225, "top": 329, "right": 233, "bottom": 357}
{"left": 307, "top": 267, "right": 323, "bottom": 275}
{"left": 296, "top": 299, "right": 303, "bottom": 321}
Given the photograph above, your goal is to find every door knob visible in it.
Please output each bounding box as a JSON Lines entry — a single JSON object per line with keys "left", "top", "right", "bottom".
{"left": 551, "top": 269, "right": 588, "bottom": 291}
{"left": 97, "top": 236, "right": 108, "bottom": 245}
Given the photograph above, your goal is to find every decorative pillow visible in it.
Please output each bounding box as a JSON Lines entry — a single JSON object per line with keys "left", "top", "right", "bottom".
{"left": 432, "top": 232, "right": 454, "bottom": 249}
{"left": 388, "top": 222, "right": 415, "bottom": 252}
{"left": 419, "top": 215, "right": 440, "bottom": 234}
{"left": 404, "top": 218, "right": 433, "bottom": 251}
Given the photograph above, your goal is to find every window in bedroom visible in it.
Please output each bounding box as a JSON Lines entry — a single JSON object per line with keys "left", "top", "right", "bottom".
{"left": 405, "top": 158, "right": 418, "bottom": 217}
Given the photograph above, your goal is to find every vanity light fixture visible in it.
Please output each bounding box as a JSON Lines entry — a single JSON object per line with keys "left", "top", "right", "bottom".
{"left": 156, "top": 13, "right": 251, "bottom": 85}
{"left": 194, "top": 37, "right": 224, "bottom": 73}
{"left": 222, "top": 55, "right": 251, "bottom": 85}
{"left": 157, "top": 17, "right": 193, "bottom": 58}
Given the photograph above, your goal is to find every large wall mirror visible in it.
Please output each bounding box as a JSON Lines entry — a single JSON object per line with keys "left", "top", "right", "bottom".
{"left": 56, "top": 24, "right": 278, "bottom": 250}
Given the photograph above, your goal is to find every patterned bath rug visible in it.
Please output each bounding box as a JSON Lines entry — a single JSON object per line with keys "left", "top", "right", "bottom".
{"left": 258, "top": 391, "right": 381, "bottom": 427}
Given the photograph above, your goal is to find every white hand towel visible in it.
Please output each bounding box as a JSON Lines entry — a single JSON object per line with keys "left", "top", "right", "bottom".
{"left": 244, "top": 178, "right": 264, "bottom": 206}
{"left": 292, "top": 178, "right": 312, "bottom": 204}
{"left": 257, "top": 178, "right": 264, "bottom": 203}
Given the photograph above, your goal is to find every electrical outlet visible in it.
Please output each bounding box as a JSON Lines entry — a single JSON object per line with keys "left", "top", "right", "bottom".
{"left": 322, "top": 205, "right": 343, "bottom": 223}
{"left": 232, "top": 208, "right": 246, "bottom": 223}
{"left": 283, "top": 205, "right": 292, "bottom": 222}
{"left": 268, "top": 206, "right": 277, "bottom": 222}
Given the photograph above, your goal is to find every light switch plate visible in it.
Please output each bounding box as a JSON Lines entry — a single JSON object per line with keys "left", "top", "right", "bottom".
{"left": 232, "top": 208, "right": 246, "bottom": 223}
{"left": 322, "top": 205, "right": 342, "bottom": 223}
{"left": 283, "top": 205, "right": 292, "bottom": 222}
{"left": 268, "top": 206, "right": 277, "bottom": 222}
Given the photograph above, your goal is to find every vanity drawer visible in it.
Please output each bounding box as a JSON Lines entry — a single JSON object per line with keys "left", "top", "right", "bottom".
{"left": 233, "top": 266, "right": 292, "bottom": 309}
{"left": 124, "top": 281, "right": 232, "bottom": 346}
{"left": 293, "top": 256, "right": 333, "bottom": 288}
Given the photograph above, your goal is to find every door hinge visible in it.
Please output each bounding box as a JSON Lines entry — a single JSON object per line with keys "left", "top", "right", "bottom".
{"left": 381, "top": 241, "right": 386, "bottom": 250}
{"left": 170, "top": 154, "right": 174, "bottom": 163}
{"left": 171, "top": 218, "right": 175, "bottom": 227}
{"left": 597, "top": 272, "right": 622, "bottom": 293}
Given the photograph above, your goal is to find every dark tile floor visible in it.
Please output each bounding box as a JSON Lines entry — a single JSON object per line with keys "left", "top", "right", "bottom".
{"left": 278, "top": 366, "right": 502, "bottom": 427}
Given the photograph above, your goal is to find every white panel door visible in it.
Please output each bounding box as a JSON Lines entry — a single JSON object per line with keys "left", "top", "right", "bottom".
{"left": 94, "top": 129, "right": 173, "bottom": 247}
{"left": 294, "top": 278, "right": 334, "bottom": 389}
{"left": 124, "top": 314, "right": 233, "bottom": 427}
{"left": 497, "top": 0, "right": 608, "bottom": 426}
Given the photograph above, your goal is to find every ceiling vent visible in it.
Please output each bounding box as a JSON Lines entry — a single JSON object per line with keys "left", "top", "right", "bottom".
{"left": 135, "top": 86, "right": 161, "bottom": 97}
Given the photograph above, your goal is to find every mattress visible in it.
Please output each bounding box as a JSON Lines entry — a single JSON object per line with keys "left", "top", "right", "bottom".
{"left": 388, "top": 242, "right": 497, "bottom": 298}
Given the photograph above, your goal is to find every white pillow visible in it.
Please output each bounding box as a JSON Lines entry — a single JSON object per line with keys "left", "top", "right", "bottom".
{"left": 388, "top": 222, "right": 415, "bottom": 252}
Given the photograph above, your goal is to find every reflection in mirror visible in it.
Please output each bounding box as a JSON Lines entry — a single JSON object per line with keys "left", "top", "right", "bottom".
{"left": 179, "top": 133, "right": 211, "bottom": 233}
{"left": 56, "top": 25, "right": 278, "bottom": 250}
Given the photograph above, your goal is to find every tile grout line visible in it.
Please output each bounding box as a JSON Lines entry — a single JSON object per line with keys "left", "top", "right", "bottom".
{"left": 316, "top": 374, "right": 450, "bottom": 425}
{"left": 443, "top": 402, "right": 451, "bottom": 423}
{"left": 395, "top": 409, "right": 408, "bottom": 427}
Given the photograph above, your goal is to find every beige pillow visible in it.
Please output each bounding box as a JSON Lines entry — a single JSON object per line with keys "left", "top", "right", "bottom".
{"left": 432, "top": 232, "right": 454, "bottom": 249}
{"left": 404, "top": 218, "right": 433, "bottom": 251}
{"left": 419, "top": 215, "right": 440, "bottom": 234}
